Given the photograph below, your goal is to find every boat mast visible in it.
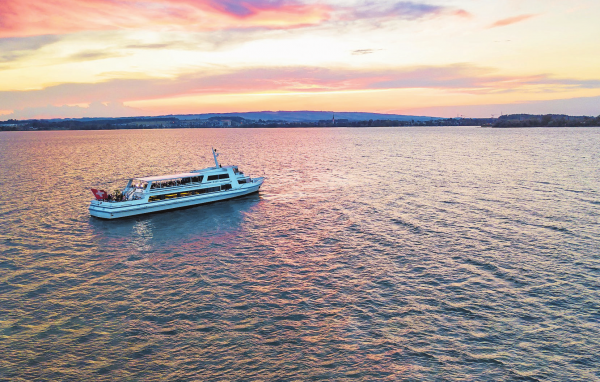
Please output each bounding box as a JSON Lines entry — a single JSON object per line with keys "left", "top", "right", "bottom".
{"left": 212, "top": 147, "right": 220, "bottom": 167}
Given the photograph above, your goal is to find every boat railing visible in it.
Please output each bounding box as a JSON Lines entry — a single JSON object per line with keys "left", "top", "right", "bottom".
{"left": 150, "top": 184, "right": 196, "bottom": 192}
{"left": 98, "top": 193, "right": 144, "bottom": 203}
{"left": 148, "top": 179, "right": 229, "bottom": 192}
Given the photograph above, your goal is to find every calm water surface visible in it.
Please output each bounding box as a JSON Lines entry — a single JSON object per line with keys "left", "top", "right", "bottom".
{"left": 1, "top": 127, "right": 599, "bottom": 381}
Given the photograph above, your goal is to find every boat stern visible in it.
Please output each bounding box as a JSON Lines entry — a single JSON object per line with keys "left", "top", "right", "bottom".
{"left": 89, "top": 200, "right": 114, "bottom": 219}
{"left": 89, "top": 198, "right": 148, "bottom": 219}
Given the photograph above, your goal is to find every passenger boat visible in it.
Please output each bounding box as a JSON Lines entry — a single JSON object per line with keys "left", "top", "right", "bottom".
{"left": 89, "top": 149, "right": 264, "bottom": 219}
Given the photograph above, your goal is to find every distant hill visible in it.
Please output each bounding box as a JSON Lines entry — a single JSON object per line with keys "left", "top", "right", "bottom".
{"left": 168, "top": 111, "right": 438, "bottom": 122}
{"left": 3, "top": 111, "right": 440, "bottom": 124}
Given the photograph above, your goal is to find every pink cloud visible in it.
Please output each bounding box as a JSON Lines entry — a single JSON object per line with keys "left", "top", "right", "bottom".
{"left": 489, "top": 14, "right": 538, "bottom": 28}
{"left": 0, "top": 0, "right": 473, "bottom": 38}
{"left": 0, "top": 0, "right": 332, "bottom": 38}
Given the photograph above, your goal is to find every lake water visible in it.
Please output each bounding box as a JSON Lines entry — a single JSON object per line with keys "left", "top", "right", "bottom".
{"left": 1, "top": 127, "right": 599, "bottom": 381}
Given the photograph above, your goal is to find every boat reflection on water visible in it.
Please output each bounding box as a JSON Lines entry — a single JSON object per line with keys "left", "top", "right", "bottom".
{"left": 88, "top": 193, "right": 262, "bottom": 258}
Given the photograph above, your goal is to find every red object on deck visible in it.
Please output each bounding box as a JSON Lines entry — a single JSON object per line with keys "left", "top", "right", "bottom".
{"left": 91, "top": 189, "right": 108, "bottom": 200}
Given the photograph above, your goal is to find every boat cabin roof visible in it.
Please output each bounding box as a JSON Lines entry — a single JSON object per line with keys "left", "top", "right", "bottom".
{"left": 193, "top": 165, "right": 236, "bottom": 174}
{"left": 135, "top": 166, "right": 236, "bottom": 182}
{"left": 136, "top": 172, "right": 203, "bottom": 182}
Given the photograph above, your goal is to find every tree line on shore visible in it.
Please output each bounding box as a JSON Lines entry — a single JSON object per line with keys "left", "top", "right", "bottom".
{"left": 493, "top": 114, "right": 600, "bottom": 128}
{"left": 1, "top": 114, "right": 599, "bottom": 131}
{"left": 0, "top": 117, "right": 179, "bottom": 131}
{"left": 0, "top": 117, "right": 491, "bottom": 130}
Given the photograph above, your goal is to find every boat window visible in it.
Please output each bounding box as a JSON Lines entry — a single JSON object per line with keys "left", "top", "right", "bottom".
{"left": 133, "top": 181, "right": 148, "bottom": 189}
{"left": 207, "top": 174, "right": 230, "bottom": 181}
{"left": 192, "top": 186, "right": 219, "bottom": 194}
{"left": 161, "top": 179, "right": 178, "bottom": 188}
{"left": 221, "top": 184, "right": 232, "bottom": 191}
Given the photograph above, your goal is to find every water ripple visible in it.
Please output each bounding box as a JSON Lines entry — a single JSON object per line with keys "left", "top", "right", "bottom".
{"left": 1, "top": 127, "right": 599, "bottom": 380}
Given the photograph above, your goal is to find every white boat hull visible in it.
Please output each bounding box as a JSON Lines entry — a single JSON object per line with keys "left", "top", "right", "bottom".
{"left": 89, "top": 178, "right": 263, "bottom": 219}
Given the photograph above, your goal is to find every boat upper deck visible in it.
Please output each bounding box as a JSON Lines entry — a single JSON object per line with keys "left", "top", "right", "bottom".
{"left": 136, "top": 166, "right": 239, "bottom": 183}
{"left": 137, "top": 172, "right": 207, "bottom": 182}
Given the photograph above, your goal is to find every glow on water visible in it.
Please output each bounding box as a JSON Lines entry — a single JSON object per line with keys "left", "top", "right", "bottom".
{"left": 0, "top": 127, "right": 599, "bottom": 380}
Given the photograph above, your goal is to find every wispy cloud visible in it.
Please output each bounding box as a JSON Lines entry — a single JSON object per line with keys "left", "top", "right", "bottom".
{"left": 489, "top": 14, "right": 538, "bottom": 28}
{"left": 0, "top": 35, "right": 60, "bottom": 62}
{"left": 68, "top": 50, "right": 123, "bottom": 62}
{"left": 201, "top": 0, "right": 310, "bottom": 18}
{"left": 5, "top": 102, "right": 141, "bottom": 120}
{"left": 351, "top": 49, "right": 382, "bottom": 55}
{"left": 124, "top": 43, "right": 173, "bottom": 50}
{"left": 403, "top": 95, "right": 600, "bottom": 118}
{"left": 350, "top": 1, "right": 471, "bottom": 20}
{"left": 2, "top": 64, "right": 598, "bottom": 114}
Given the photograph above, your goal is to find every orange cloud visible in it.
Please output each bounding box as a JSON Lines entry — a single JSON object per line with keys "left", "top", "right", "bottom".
{"left": 453, "top": 9, "right": 472, "bottom": 18}
{"left": 0, "top": 0, "right": 332, "bottom": 38}
{"left": 489, "top": 14, "right": 538, "bottom": 28}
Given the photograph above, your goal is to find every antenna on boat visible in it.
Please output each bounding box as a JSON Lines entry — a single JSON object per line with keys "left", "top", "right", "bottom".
{"left": 212, "top": 147, "right": 220, "bottom": 168}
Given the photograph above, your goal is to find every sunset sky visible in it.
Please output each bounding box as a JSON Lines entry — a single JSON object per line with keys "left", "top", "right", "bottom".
{"left": 1, "top": 0, "right": 599, "bottom": 119}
